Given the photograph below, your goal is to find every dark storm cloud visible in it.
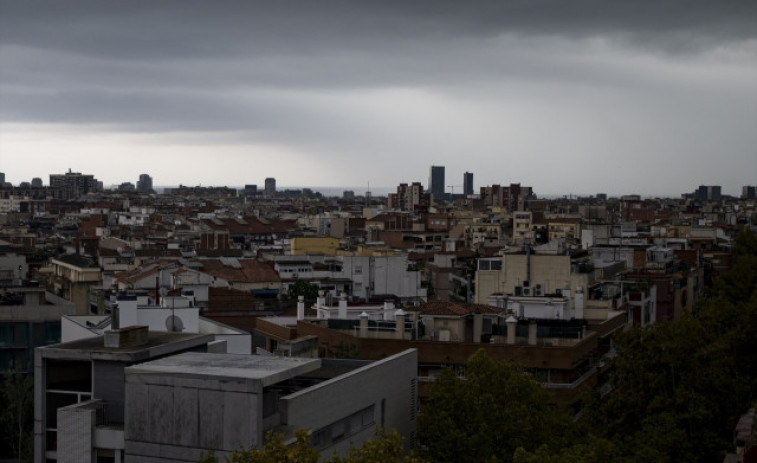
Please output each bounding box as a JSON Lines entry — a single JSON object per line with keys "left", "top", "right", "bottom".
{"left": 2, "top": 0, "right": 754, "bottom": 129}
{"left": 1, "top": 0, "right": 755, "bottom": 194}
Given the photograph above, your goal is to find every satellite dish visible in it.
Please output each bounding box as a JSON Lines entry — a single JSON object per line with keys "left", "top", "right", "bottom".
{"left": 117, "top": 246, "right": 123, "bottom": 254}
{"left": 165, "top": 315, "right": 184, "bottom": 332}
{"left": 159, "top": 287, "right": 168, "bottom": 297}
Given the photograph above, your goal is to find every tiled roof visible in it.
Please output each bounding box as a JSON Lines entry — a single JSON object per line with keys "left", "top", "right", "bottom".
{"left": 199, "top": 259, "right": 281, "bottom": 284}
{"left": 201, "top": 217, "right": 296, "bottom": 235}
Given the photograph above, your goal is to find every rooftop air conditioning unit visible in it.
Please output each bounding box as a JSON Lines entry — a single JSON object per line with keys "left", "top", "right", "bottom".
{"left": 522, "top": 287, "right": 532, "bottom": 296}
{"left": 535, "top": 284, "right": 544, "bottom": 296}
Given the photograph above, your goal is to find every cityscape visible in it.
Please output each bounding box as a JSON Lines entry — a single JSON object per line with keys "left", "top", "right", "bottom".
{"left": 1, "top": 1, "right": 756, "bottom": 462}
{"left": 0, "top": 165, "right": 756, "bottom": 462}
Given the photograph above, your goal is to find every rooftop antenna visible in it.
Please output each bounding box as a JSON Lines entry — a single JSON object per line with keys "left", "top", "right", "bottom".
{"left": 365, "top": 181, "right": 371, "bottom": 208}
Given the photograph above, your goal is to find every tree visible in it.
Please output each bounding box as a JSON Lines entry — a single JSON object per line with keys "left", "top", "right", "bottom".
{"left": 585, "top": 229, "right": 757, "bottom": 462}
{"left": 288, "top": 280, "right": 320, "bottom": 301}
{"left": 418, "top": 349, "right": 574, "bottom": 463}
{"left": 197, "top": 428, "right": 424, "bottom": 463}
{"left": 0, "top": 368, "right": 34, "bottom": 463}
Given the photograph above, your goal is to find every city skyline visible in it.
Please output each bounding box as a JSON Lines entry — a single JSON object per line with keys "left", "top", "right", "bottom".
{"left": 1, "top": 1, "right": 755, "bottom": 197}
{"left": 1, "top": 167, "right": 755, "bottom": 199}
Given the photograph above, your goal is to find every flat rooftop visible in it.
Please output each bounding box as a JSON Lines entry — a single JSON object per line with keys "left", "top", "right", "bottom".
{"left": 125, "top": 352, "right": 322, "bottom": 388}
{"left": 40, "top": 331, "right": 213, "bottom": 362}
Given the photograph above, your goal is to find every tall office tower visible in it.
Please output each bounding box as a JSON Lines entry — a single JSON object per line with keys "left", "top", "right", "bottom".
{"left": 137, "top": 174, "right": 153, "bottom": 193}
{"left": 694, "top": 185, "right": 722, "bottom": 201}
{"left": 265, "top": 177, "right": 276, "bottom": 196}
{"left": 31, "top": 177, "right": 43, "bottom": 187}
{"left": 429, "top": 165, "right": 445, "bottom": 200}
{"left": 463, "top": 172, "right": 473, "bottom": 196}
{"left": 49, "top": 169, "right": 98, "bottom": 200}
{"left": 743, "top": 186, "right": 756, "bottom": 200}
{"left": 0, "top": 172, "right": 5, "bottom": 185}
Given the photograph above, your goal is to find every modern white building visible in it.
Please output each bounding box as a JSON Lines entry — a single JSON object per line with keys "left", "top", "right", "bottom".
{"left": 61, "top": 291, "right": 252, "bottom": 354}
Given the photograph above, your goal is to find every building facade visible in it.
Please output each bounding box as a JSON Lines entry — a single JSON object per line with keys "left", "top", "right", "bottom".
{"left": 428, "top": 166, "right": 445, "bottom": 201}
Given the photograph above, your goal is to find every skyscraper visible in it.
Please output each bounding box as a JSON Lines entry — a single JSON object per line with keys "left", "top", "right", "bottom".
{"left": 429, "top": 165, "right": 445, "bottom": 200}
{"left": 137, "top": 174, "right": 153, "bottom": 193}
{"left": 463, "top": 172, "right": 473, "bottom": 196}
{"left": 265, "top": 177, "right": 276, "bottom": 196}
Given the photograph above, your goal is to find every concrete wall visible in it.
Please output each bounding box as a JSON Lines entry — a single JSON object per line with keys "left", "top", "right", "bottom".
{"left": 124, "top": 373, "right": 261, "bottom": 462}
{"left": 280, "top": 349, "right": 418, "bottom": 456}
{"left": 57, "top": 402, "right": 96, "bottom": 463}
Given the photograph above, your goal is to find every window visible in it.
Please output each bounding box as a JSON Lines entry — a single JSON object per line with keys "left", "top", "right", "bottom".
{"left": 312, "top": 405, "right": 375, "bottom": 450}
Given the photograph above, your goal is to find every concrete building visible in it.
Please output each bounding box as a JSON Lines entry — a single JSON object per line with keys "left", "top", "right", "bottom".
{"left": 463, "top": 172, "right": 473, "bottom": 197}
{"left": 295, "top": 299, "right": 625, "bottom": 405}
{"left": 388, "top": 182, "right": 430, "bottom": 212}
{"left": 34, "top": 326, "right": 417, "bottom": 463}
{"left": 136, "top": 174, "right": 153, "bottom": 194}
{"left": 512, "top": 211, "right": 533, "bottom": 244}
{"left": 474, "top": 251, "right": 593, "bottom": 304}
{"left": 265, "top": 177, "right": 276, "bottom": 197}
{"left": 61, "top": 291, "right": 252, "bottom": 354}
{"left": 124, "top": 349, "right": 417, "bottom": 462}
{"left": 275, "top": 254, "right": 427, "bottom": 305}
{"left": 428, "top": 165, "right": 445, "bottom": 201}
{"left": 49, "top": 169, "right": 98, "bottom": 200}
{"left": 1, "top": 287, "right": 76, "bottom": 373}
{"left": 48, "top": 255, "right": 101, "bottom": 315}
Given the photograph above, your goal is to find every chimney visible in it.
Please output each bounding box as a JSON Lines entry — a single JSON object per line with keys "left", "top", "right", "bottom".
{"left": 111, "top": 302, "right": 119, "bottom": 330}
{"left": 359, "top": 312, "right": 369, "bottom": 338}
{"left": 574, "top": 287, "right": 584, "bottom": 319}
{"left": 528, "top": 320, "right": 538, "bottom": 346}
{"left": 473, "top": 313, "right": 484, "bottom": 343}
{"left": 383, "top": 300, "right": 394, "bottom": 321}
{"left": 505, "top": 315, "right": 517, "bottom": 345}
{"left": 297, "top": 296, "right": 305, "bottom": 321}
{"left": 155, "top": 276, "right": 160, "bottom": 306}
{"left": 338, "top": 293, "right": 348, "bottom": 319}
{"left": 104, "top": 325, "right": 149, "bottom": 348}
{"left": 395, "top": 309, "right": 406, "bottom": 340}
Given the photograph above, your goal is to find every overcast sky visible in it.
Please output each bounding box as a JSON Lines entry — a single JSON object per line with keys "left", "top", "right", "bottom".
{"left": 1, "top": 1, "right": 755, "bottom": 196}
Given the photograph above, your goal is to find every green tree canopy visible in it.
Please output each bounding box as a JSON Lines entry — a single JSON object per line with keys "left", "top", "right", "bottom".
{"left": 198, "top": 428, "right": 424, "bottom": 463}
{"left": 0, "top": 368, "right": 34, "bottom": 463}
{"left": 418, "top": 349, "right": 574, "bottom": 463}
{"left": 582, "top": 229, "right": 757, "bottom": 462}
{"left": 287, "top": 280, "right": 320, "bottom": 301}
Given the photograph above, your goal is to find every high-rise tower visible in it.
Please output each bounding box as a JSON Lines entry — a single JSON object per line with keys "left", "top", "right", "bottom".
{"left": 429, "top": 165, "right": 445, "bottom": 200}
{"left": 463, "top": 172, "right": 473, "bottom": 196}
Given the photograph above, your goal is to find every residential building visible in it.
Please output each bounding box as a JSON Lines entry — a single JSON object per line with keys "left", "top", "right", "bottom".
{"left": 388, "top": 182, "right": 431, "bottom": 212}
{"left": 265, "top": 177, "right": 276, "bottom": 196}
{"left": 512, "top": 211, "right": 533, "bottom": 244}
{"left": 293, "top": 298, "right": 625, "bottom": 405}
{"left": 1, "top": 287, "right": 76, "bottom": 373}
{"left": 49, "top": 169, "right": 98, "bottom": 200}
{"left": 47, "top": 255, "right": 101, "bottom": 315}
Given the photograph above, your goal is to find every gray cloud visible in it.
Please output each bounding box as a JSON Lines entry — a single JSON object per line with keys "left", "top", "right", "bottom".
{"left": 0, "top": 0, "right": 755, "bottom": 195}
